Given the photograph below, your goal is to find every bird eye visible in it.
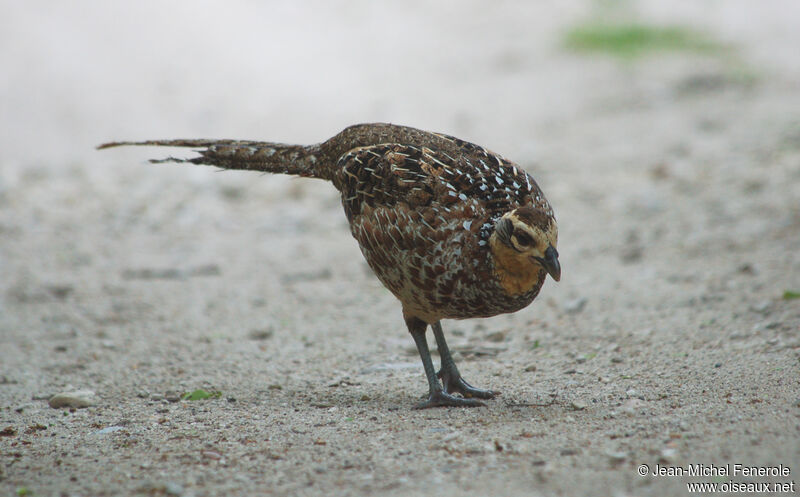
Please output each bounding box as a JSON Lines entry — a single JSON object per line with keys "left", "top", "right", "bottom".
{"left": 513, "top": 231, "right": 533, "bottom": 247}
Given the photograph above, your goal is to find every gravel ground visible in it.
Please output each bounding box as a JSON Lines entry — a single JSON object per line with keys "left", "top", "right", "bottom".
{"left": 2, "top": 2, "right": 799, "bottom": 496}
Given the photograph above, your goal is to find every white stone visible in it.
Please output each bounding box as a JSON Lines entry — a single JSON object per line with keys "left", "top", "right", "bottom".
{"left": 48, "top": 390, "right": 97, "bottom": 408}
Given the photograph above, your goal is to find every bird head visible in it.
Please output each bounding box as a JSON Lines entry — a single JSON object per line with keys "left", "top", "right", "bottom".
{"left": 490, "top": 206, "right": 560, "bottom": 283}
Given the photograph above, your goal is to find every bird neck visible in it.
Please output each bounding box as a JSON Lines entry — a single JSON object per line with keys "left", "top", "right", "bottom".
{"left": 489, "top": 234, "right": 542, "bottom": 296}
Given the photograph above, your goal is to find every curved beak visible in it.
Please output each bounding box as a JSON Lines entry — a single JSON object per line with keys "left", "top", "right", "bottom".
{"left": 534, "top": 245, "right": 561, "bottom": 282}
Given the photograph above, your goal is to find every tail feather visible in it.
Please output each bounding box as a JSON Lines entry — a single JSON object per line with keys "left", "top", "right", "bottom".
{"left": 98, "top": 139, "right": 325, "bottom": 178}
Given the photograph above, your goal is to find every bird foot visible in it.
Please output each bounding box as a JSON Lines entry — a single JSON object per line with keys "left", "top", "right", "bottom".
{"left": 413, "top": 390, "right": 486, "bottom": 409}
{"left": 438, "top": 371, "right": 497, "bottom": 399}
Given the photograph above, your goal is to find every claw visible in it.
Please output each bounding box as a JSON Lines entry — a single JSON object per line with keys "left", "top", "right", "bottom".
{"left": 413, "top": 390, "right": 486, "bottom": 409}
{"left": 439, "top": 372, "right": 497, "bottom": 399}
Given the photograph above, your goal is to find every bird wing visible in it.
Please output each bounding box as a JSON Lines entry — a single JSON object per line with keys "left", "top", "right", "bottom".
{"left": 335, "top": 142, "right": 538, "bottom": 224}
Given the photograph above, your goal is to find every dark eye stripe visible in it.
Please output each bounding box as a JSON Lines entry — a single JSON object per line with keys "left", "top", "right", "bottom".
{"left": 514, "top": 231, "right": 533, "bottom": 246}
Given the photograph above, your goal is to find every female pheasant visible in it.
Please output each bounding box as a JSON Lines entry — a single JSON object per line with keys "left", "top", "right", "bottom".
{"left": 100, "top": 123, "right": 560, "bottom": 408}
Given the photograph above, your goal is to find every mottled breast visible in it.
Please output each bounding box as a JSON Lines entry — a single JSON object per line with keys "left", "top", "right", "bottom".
{"left": 332, "top": 136, "right": 550, "bottom": 322}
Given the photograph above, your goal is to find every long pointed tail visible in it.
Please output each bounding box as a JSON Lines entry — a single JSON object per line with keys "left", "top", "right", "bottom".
{"left": 98, "top": 139, "right": 325, "bottom": 178}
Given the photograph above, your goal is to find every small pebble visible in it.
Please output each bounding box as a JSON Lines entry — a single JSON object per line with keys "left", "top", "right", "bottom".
{"left": 737, "top": 263, "right": 755, "bottom": 275}
{"left": 136, "top": 481, "right": 185, "bottom": 496}
{"left": 47, "top": 284, "right": 74, "bottom": 299}
{"left": 563, "top": 297, "right": 587, "bottom": 314}
{"left": 659, "top": 447, "right": 679, "bottom": 463}
{"left": 485, "top": 331, "right": 507, "bottom": 342}
{"left": 570, "top": 400, "right": 588, "bottom": 411}
{"left": 150, "top": 393, "right": 165, "bottom": 401}
{"left": 524, "top": 364, "right": 537, "bottom": 372}
{"left": 360, "top": 362, "right": 418, "bottom": 374}
{"left": 606, "top": 450, "right": 627, "bottom": 463}
{"left": 248, "top": 328, "right": 274, "bottom": 340}
{"left": 621, "top": 398, "right": 645, "bottom": 415}
{"left": 441, "top": 431, "right": 460, "bottom": 443}
{"left": 750, "top": 300, "right": 771, "bottom": 314}
{"left": 164, "top": 482, "right": 184, "bottom": 496}
{"left": 48, "top": 390, "right": 96, "bottom": 408}
{"left": 165, "top": 392, "right": 181, "bottom": 403}
{"left": 94, "top": 426, "right": 125, "bottom": 435}
{"left": 620, "top": 245, "right": 643, "bottom": 264}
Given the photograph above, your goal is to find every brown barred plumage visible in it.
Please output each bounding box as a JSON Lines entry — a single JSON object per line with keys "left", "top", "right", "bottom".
{"left": 99, "top": 123, "right": 560, "bottom": 408}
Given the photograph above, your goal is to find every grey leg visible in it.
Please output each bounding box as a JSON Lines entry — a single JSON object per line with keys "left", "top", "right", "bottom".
{"left": 432, "top": 321, "right": 497, "bottom": 399}
{"left": 406, "top": 317, "right": 486, "bottom": 409}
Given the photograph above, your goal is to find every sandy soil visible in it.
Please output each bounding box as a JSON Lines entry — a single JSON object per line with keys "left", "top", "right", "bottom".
{"left": 2, "top": 2, "right": 799, "bottom": 496}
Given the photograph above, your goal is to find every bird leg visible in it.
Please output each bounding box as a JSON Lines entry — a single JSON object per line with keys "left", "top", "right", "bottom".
{"left": 432, "top": 321, "right": 497, "bottom": 399}
{"left": 406, "top": 317, "right": 485, "bottom": 409}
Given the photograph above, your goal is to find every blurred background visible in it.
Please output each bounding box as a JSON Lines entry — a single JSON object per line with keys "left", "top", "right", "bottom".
{"left": 2, "top": 0, "right": 798, "bottom": 165}
{"left": 2, "top": 0, "right": 798, "bottom": 303}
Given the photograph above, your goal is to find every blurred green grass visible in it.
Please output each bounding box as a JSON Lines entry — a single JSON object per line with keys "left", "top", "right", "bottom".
{"left": 564, "top": 23, "right": 725, "bottom": 58}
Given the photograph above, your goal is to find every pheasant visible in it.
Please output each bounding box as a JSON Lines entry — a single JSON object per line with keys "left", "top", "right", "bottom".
{"left": 99, "top": 123, "right": 560, "bottom": 408}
